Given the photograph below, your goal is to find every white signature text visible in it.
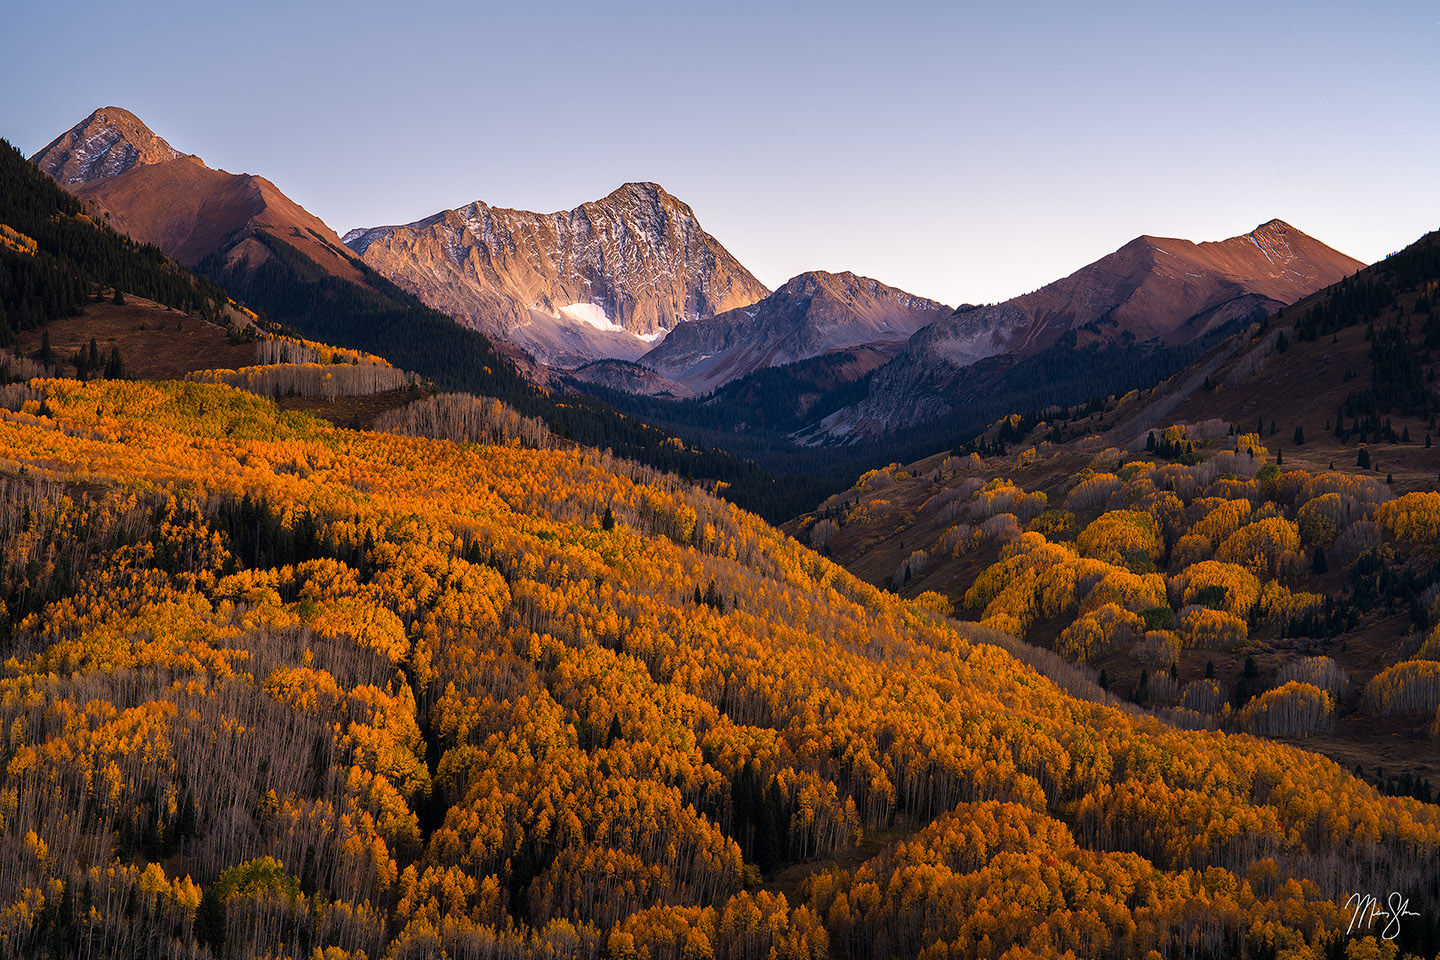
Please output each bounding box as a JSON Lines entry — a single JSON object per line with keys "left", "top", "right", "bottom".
{"left": 1346, "top": 892, "right": 1419, "bottom": 941}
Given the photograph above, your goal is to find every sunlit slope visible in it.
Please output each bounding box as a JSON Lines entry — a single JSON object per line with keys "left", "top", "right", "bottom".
{"left": 0, "top": 378, "right": 1435, "bottom": 958}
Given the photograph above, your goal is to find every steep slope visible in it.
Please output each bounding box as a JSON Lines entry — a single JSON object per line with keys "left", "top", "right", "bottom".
{"left": 343, "top": 182, "right": 769, "bottom": 367}
{"left": 1116, "top": 228, "right": 1440, "bottom": 468}
{"left": 640, "top": 269, "right": 951, "bottom": 393}
{"left": 816, "top": 220, "right": 1363, "bottom": 439}
{"left": 76, "top": 160, "right": 365, "bottom": 280}
{"left": 0, "top": 136, "right": 233, "bottom": 335}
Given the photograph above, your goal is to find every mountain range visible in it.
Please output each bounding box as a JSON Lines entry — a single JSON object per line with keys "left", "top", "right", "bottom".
{"left": 803, "top": 220, "right": 1363, "bottom": 442}
{"left": 638, "top": 269, "right": 952, "bottom": 394}
{"left": 27, "top": 106, "right": 1366, "bottom": 463}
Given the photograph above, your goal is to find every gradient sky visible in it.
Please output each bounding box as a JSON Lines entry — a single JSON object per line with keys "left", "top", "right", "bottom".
{"left": 4, "top": 0, "right": 1437, "bottom": 306}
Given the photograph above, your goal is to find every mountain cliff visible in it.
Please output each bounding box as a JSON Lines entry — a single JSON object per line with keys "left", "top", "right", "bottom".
{"left": 811, "top": 220, "right": 1363, "bottom": 440}
{"left": 342, "top": 183, "right": 770, "bottom": 367}
{"left": 639, "top": 269, "right": 950, "bottom": 394}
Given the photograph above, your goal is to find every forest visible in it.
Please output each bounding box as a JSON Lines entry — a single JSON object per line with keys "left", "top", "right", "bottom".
{"left": 0, "top": 141, "right": 232, "bottom": 343}
{"left": 0, "top": 373, "right": 1434, "bottom": 958}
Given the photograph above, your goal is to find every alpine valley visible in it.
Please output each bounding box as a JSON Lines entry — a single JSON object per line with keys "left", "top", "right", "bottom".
{"left": 1, "top": 97, "right": 1439, "bottom": 960}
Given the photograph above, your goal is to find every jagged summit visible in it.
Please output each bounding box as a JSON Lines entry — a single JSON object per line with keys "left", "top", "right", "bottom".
{"left": 31, "top": 107, "right": 192, "bottom": 184}
{"left": 343, "top": 183, "right": 770, "bottom": 367}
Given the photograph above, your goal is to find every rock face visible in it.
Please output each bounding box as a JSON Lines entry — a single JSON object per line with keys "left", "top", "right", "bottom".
{"left": 32, "top": 107, "right": 187, "bottom": 184}
{"left": 812, "top": 220, "right": 1364, "bottom": 439}
{"left": 640, "top": 270, "right": 950, "bottom": 394}
{"left": 33, "top": 108, "right": 367, "bottom": 280}
{"left": 343, "top": 183, "right": 770, "bottom": 367}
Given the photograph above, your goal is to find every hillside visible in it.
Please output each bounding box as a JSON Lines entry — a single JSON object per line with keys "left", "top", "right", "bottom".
{"left": 812, "top": 220, "right": 1363, "bottom": 440}
{"left": 0, "top": 375, "right": 1435, "bottom": 958}
{"left": 0, "top": 137, "right": 232, "bottom": 344}
{"left": 344, "top": 182, "right": 770, "bottom": 367}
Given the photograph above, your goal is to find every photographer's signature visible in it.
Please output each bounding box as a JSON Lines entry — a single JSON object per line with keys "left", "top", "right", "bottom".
{"left": 1346, "top": 892, "right": 1419, "bottom": 940}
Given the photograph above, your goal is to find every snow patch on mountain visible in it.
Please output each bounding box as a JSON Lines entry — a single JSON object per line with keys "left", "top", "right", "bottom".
{"left": 558, "top": 302, "right": 621, "bottom": 332}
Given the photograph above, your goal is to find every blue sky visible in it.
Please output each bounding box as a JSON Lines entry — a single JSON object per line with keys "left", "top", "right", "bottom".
{"left": 4, "top": 0, "right": 1437, "bottom": 305}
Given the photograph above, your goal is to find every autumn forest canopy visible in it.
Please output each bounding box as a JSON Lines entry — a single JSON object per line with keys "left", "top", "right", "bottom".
{"left": 0, "top": 374, "right": 1436, "bottom": 960}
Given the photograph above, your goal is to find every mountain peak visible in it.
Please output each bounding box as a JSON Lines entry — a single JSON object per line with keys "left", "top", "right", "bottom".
{"left": 31, "top": 106, "right": 191, "bottom": 184}
{"left": 608, "top": 180, "right": 665, "bottom": 197}
{"left": 641, "top": 269, "right": 951, "bottom": 393}
{"left": 343, "top": 184, "right": 768, "bottom": 366}
{"left": 598, "top": 181, "right": 694, "bottom": 216}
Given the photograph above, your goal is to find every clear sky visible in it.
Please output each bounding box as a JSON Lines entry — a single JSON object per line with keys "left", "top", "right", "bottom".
{"left": 3, "top": 0, "right": 1437, "bottom": 306}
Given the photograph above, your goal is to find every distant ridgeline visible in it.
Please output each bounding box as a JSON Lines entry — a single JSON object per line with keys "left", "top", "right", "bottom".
{"left": 570, "top": 315, "right": 1254, "bottom": 515}
{"left": 0, "top": 139, "right": 230, "bottom": 343}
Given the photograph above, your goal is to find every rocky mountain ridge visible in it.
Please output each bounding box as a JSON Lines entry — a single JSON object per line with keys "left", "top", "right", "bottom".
{"left": 343, "top": 183, "right": 770, "bottom": 367}
{"left": 810, "top": 219, "right": 1363, "bottom": 440}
